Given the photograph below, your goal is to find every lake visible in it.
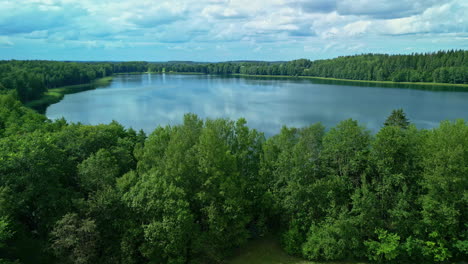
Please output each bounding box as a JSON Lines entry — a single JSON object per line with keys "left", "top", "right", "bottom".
{"left": 46, "top": 74, "right": 468, "bottom": 136}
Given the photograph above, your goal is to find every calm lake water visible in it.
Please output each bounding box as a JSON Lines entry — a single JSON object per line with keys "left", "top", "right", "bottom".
{"left": 46, "top": 74, "right": 468, "bottom": 136}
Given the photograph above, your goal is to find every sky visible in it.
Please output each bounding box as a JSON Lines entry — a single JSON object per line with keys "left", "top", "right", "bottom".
{"left": 0, "top": 0, "right": 467, "bottom": 61}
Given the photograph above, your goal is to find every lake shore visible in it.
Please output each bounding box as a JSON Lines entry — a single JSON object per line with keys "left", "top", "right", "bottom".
{"left": 25, "top": 76, "right": 113, "bottom": 113}
{"left": 27, "top": 72, "right": 468, "bottom": 114}
{"left": 155, "top": 72, "right": 468, "bottom": 90}
{"left": 230, "top": 74, "right": 468, "bottom": 89}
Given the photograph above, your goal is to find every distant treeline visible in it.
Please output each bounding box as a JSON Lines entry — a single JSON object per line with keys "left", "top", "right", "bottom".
{"left": 0, "top": 50, "right": 467, "bottom": 104}
{"left": 0, "top": 61, "right": 148, "bottom": 102}
{"left": 150, "top": 50, "right": 468, "bottom": 84}
{"left": 0, "top": 94, "right": 467, "bottom": 264}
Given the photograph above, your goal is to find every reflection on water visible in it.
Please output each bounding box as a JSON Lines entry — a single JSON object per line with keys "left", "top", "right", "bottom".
{"left": 46, "top": 74, "right": 468, "bottom": 136}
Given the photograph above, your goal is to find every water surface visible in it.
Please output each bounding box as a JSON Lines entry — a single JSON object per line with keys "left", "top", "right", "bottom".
{"left": 46, "top": 74, "right": 468, "bottom": 136}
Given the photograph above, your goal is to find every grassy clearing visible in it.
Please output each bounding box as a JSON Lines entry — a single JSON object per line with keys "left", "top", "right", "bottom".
{"left": 25, "top": 76, "right": 113, "bottom": 113}
{"left": 226, "top": 237, "right": 366, "bottom": 264}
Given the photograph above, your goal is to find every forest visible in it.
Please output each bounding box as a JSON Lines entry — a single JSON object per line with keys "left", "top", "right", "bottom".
{"left": 149, "top": 50, "right": 468, "bottom": 84}
{"left": 0, "top": 61, "right": 148, "bottom": 103}
{"left": 0, "top": 51, "right": 467, "bottom": 263}
{"left": 0, "top": 50, "right": 467, "bottom": 106}
{"left": 0, "top": 92, "right": 466, "bottom": 264}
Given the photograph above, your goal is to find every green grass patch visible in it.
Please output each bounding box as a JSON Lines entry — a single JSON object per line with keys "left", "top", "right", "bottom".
{"left": 226, "top": 237, "right": 366, "bottom": 264}
{"left": 25, "top": 76, "right": 113, "bottom": 113}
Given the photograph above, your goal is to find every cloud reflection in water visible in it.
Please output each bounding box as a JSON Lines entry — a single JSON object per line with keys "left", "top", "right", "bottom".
{"left": 46, "top": 74, "right": 468, "bottom": 136}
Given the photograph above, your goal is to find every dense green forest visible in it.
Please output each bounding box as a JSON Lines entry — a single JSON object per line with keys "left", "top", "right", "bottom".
{"left": 0, "top": 61, "right": 148, "bottom": 103}
{"left": 0, "top": 92, "right": 466, "bottom": 263}
{"left": 149, "top": 50, "right": 468, "bottom": 84}
{"left": 1, "top": 50, "right": 467, "bottom": 106}
{"left": 0, "top": 51, "right": 467, "bottom": 263}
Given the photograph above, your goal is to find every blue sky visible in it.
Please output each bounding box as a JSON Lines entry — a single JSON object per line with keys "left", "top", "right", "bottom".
{"left": 0, "top": 0, "right": 467, "bottom": 61}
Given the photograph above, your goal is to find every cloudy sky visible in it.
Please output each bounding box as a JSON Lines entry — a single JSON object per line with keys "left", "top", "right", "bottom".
{"left": 0, "top": 0, "right": 467, "bottom": 61}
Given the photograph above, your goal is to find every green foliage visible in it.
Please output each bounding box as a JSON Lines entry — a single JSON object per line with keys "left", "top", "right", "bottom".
{"left": 148, "top": 50, "right": 468, "bottom": 84}
{"left": 227, "top": 237, "right": 349, "bottom": 264}
{"left": 0, "top": 217, "right": 13, "bottom": 248}
{"left": 0, "top": 131, "right": 73, "bottom": 234}
{"left": 302, "top": 221, "right": 348, "bottom": 261}
{"left": 364, "top": 229, "right": 400, "bottom": 262}
{"left": 1, "top": 91, "right": 467, "bottom": 263}
{"left": 125, "top": 174, "right": 193, "bottom": 264}
{"left": 421, "top": 232, "right": 452, "bottom": 262}
{"left": 322, "top": 119, "right": 370, "bottom": 186}
{"left": 368, "top": 124, "right": 424, "bottom": 238}
{"left": 50, "top": 213, "right": 99, "bottom": 264}
{"left": 0, "top": 94, "right": 47, "bottom": 136}
{"left": 282, "top": 220, "right": 306, "bottom": 256}
{"left": 0, "top": 61, "right": 149, "bottom": 103}
{"left": 77, "top": 149, "right": 120, "bottom": 193}
{"left": 420, "top": 120, "right": 467, "bottom": 249}
{"left": 118, "top": 114, "right": 266, "bottom": 263}
{"left": 384, "top": 109, "right": 410, "bottom": 129}
{"left": 302, "top": 213, "right": 360, "bottom": 261}
{"left": 454, "top": 238, "right": 468, "bottom": 256}
{"left": 264, "top": 115, "right": 466, "bottom": 263}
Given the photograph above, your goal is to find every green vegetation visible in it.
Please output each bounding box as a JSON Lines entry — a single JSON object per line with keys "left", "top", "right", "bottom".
{"left": 1, "top": 50, "right": 467, "bottom": 111}
{"left": 25, "top": 77, "right": 113, "bottom": 113}
{"left": 227, "top": 237, "right": 366, "bottom": 264}
{"left": 231, "top": 74, "right": 468, "bottom": 89}
{"left": 0, "top": 60, "right": 148, "bottom": 104}
{"left": 150, "top": 50, "right": 468, "bottom": 85}
{"left": 0, "top": 51, "right": 467, "bottom": 263}
{"left": 0, "top": 91, "right": 467, "bottom": 264}
{"left": 228, "top": 238, "right": 309, "bottom": 264}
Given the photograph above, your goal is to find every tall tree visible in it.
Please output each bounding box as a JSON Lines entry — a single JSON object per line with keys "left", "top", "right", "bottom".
{"left": 384, "top": 109, "right": 410, "bottom": 129}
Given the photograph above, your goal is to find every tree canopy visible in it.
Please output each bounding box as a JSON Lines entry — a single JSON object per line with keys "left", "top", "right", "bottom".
{"left": 148, "top": 50, "right": 468, "bottom": 85}
{"left": 0, "top": 94, "right": 466, "bottom": 264}
{"left": 384, "top": 109, "right": 410, "bottom": 129}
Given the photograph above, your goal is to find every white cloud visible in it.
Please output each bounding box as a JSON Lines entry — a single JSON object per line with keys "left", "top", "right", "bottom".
{"left": 342, "top": 20, "right": 373, "bottom": 36}
{"left": 336, "top": 0, "right": 442, "bottom": 18}
{"left": 0, "top": 36, "right": 14, "bottom": 47}
{"left": 0, "top": 0, "right": 466, "bottom": 60}
{"left": 314, "top": 0, "right": 468, "bottom": 40}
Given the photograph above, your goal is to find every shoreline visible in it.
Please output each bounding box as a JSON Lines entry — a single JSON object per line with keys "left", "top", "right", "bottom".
{"left": 153, "top": 72, "right": 468, "bottom": 89}
{"left": 66, "top": 71, "right": 468, "bottom": 88}
{"left": 230, "top": 74, "right": 468, "bottom": 88}
{"left": 25, "top": 72, "right": 468, "bottom": 113}
{"left": 25, "top": 76, "right": 113, "bottom": 113}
